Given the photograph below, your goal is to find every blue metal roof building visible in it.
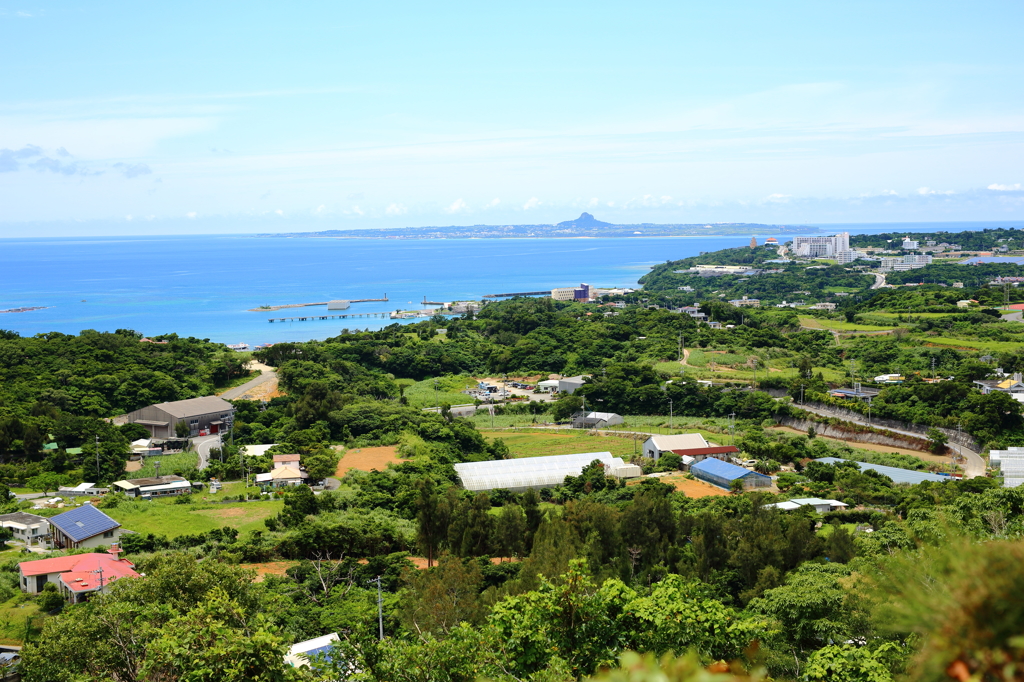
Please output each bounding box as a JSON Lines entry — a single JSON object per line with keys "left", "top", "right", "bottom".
{"left": 690, "top": 458, "right": 772, "bottom": 490}
{"left": 815, "top": 457, "right": 951, "bottom": 485}
{"left": 49, "top": 505, "right": 121, "bottom": 550}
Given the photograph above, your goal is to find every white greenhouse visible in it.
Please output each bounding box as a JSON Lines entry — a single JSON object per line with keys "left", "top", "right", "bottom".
{"left": 453, "top": 452, "right": 642, "bottom": 493}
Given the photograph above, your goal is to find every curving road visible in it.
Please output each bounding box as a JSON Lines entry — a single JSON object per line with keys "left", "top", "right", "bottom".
{"left": 220, "top": 365, "right": 278, "bottom": 401}
{"left": 194, "top": 434, "right": 223, "bottom": 470}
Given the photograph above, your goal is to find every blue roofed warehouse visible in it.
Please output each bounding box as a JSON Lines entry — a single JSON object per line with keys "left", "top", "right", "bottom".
{"left": 691, "top": 458, "right": 772, "bottom": 490}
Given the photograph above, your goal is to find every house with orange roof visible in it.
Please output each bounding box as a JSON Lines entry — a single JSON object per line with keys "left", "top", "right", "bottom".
{"left": 19, "top": 546, "right": 139, "bottom": 603}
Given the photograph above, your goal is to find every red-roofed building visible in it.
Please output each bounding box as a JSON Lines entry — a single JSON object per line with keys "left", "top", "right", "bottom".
{"left": 19, "top": 546, "right": 139, "bottom": 603}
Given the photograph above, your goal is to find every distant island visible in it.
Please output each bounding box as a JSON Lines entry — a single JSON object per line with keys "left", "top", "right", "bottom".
{"left": 256, "top": 213, "right": 818, "bottom": 239}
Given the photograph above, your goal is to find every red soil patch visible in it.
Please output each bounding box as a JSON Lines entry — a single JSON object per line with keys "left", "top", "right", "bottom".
{"left": 630, "top": 475, "right": 731, "bottom": 497}
{"left": 241, "top": 561, "right": 299, "bottom": 582}
{"left": 335, "top": 446, "right": 408, "bottom": 475}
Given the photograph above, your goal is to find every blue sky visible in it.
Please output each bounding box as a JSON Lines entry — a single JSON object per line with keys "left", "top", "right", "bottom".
{"left": 1, "top": 0, "right": 1023, "bottom": 235}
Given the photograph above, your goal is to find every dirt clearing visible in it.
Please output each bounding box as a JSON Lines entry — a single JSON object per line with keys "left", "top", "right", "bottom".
{"left": 336, "top": 446, "right": 408, "bottom": 475}
{"left": 242, "top": 561, "right": 299, "bottom": 582}
{"left": 630, "top": 475, "right": 731, "bottom": 497}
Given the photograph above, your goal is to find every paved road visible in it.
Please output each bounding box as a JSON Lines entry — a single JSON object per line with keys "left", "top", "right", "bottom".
{"left": 220, "top": 368, "right": 278, "bottom": 400}
{"left": 1002, "top": 310, "right": 1023, "bottom": 322}
{"left": 870, "top": 272, "right": 887, "bottom": 289}
{"left": 794, "top": 403, "right": 986, "bottom": 478}
{"left": 194, "top": 434, "right": 223, "bottom": 470}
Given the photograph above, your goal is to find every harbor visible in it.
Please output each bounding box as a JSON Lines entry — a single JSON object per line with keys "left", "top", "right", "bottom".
{"left": 249, "top": 296, "right": 388, "bottom": 312}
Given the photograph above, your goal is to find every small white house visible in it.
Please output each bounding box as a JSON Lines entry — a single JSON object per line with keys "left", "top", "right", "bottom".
{"left": 0, "top": 512, "right": 50, "bottom": 547}
{"left": 764, "top": 498, "right": 848, "bottom": 513}
{"left": 285, "top": 632, "right": 340, "bottom": 668}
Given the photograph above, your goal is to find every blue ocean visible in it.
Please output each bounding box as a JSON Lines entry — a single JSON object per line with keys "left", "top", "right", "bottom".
{"left": 1, "top": 221, "right": 1020, "bottom": 346}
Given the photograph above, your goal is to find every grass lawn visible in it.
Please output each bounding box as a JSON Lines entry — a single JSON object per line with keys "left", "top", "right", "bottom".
{"left": 817, "top": 523, "right": 859, "bottom": 537}
{"left": 798, "top": 316, "right": 895, "bottom": 332}
{"left": 132, "top": 451, "right": 199, "bottom": 478}
{"left": 0, "top": 597, "right": 43, "bottom": 646}
{"left": 912, "top": 335, "right": 1024, "bottom": 352}
{"left": 400, "top": 376, "right": 479, "bottom": 408}
{"left": 104, "top": 497, "right": 283, "bottom": 538}
{"left": 478, "top": 430, "right": 642, "bottom": 459}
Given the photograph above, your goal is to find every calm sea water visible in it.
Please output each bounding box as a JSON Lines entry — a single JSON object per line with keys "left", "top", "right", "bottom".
{"left": 1, "top": 221, "right": 1020, "bottom": 345}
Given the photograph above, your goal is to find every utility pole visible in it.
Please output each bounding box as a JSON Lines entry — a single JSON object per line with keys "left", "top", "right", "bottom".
{"left": 95, "top": 435, "right": 100, "bottom": 480}
{"left": 729, "top": 412, "right": 736, "bottom": 445}
{"left": 370, "top": 576, "right": 384, "bottom": 640}
{"left": 668, "top": 398, "right": 673, "bottom": 431}
{"left": 800, "top": 384, "right": 805, "bottom": 405}
{"left": 931, "top": 356, "right": 936, "bottom": 380}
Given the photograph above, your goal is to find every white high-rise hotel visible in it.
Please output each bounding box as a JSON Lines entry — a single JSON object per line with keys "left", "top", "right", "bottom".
{"left": 793, "top": 232, "right": 850, "bottom": 258}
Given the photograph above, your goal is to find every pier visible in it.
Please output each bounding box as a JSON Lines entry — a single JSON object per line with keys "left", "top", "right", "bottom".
{"left": 482, "top": 290, "right": 550, "bottom": 298}
{"left": 269, "top": 312, "right": 392, "bottom": 322}
{"left": 249, "top": 295, "right": 388, "bottom": 312}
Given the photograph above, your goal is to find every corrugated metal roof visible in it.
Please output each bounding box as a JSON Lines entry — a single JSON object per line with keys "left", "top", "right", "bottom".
{"left": 815, "top": 457, "right": 950, "bottom": 485}
{"left": 691, "top": 457, "right": 765, "bottom": 482}
{"left": 151, "top": 396, "right": 234, "bottom": 419}
{"left": 49, "top": 505, "right": 120, "bottom": 542}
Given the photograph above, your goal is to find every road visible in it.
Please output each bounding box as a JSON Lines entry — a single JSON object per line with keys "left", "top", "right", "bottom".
{"left": 870, "top": 272, "right": 886, "bottom": 289}
{"left": 220, "top": 365, "right": 278, "bottom": 400}
{"left": 194, "top": 434, "right": 223, "bottom": 470}
{"left": 794, "top": 403, "right": 986, "bottom": 478}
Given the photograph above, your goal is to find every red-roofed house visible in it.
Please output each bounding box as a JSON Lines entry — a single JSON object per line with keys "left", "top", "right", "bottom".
{"left": 19, "top": 546, "right": 139, "bottom": 603}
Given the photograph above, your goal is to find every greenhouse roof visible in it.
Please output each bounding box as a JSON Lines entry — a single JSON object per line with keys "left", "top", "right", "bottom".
{"left": 454, "top": 452, "right": 625, "bottom": 492}
{"left": 815, "top": 457, "right": 950, "bottom": 485}
{"left": 690, "top": 458, "right": 765, "bottom": 482}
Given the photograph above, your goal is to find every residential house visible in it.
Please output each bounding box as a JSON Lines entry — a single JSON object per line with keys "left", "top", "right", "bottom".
{"left": 18, "top": 546, "right": 139, "bottom": 603}
{"left": 273, "top": 454, "right": 302, "bottom": 469}
{"left": 123, "top": 395, "right": 236, "bottom": 438}
{"left": 256, "top": 466, "right": 309, "bottom": 487}
{"left": 111, "top": 475, "right": 194, "bottom": 498}
{"left": 728, "top": 296, "right": 760, "bottom": 307}
{"left": 642, "top": 433, "right": 710, "bottom": 461}
{"left": 974, "top": 374, "right": 1024, "bottom": 396}
{"left": 809, "top": 302, "right": 837, "bottom": 310}
{"left": 48, "top": 505, "right": 122, "bottom": 550}
{"left": 57, "top": 482, "right": 108, "bottom": 497}
{"left": 0, "top": 512, "right": 50, "bottom": 547}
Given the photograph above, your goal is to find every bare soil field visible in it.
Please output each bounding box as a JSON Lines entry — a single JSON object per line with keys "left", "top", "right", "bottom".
{"left": 335, "top": 445, "right": 408, "bottom": 475}
{"left": 241, "top": 560, "right": 299, "bottom": 582}
{"left": 629, "top": 475, "right": 731, "bottom": 497}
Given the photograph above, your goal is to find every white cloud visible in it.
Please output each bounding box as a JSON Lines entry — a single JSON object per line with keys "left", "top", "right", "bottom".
{"left": 16, "top": 11, "right": 32, "bottom": 17}
{"left": 186, "top": 211, "right": 197, "bottom": 219}
{"left": 485, "top": 198, "right": 501, "bottom": 208}
{"left": 314, "top": 204, "right": 327, "bottom": 214}
{"left": 351, "top": 205, "right": 364, "bottom": 216}
{"left": 445, "top": 198, "right": 467, "bottom": 213}
{"left": 917, "top": 187, "right": 955, "bottom": 195}
{"left": 522, "top": 197, "right": 540, "bottom": 210}
{"left": 385, "top": 202, "right": 408, "bottom": 216}
{"left": 125, "top": 214, "right": 133, "bottom": 221}
{"left": 766, "top": 193, "right": 791, "bottom": 203}
{"left": 989, "top": 183, "right": 1022, "bottom": 191}
{"left": 588, "top": 197, "right": 599, "bottom": 207}
{"left": 275, "top": 209, "right": 283, "bottom": 215}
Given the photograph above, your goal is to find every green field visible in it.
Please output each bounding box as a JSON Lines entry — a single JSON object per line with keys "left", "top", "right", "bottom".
{"left": 131, "top": 451, "right": 199, "bottom": 479}
{"left": 478, "top": 430, "right": 642, "bottom": 459}
{"left": 399, "top": 375, "right": 479, "bottom": 408}
{"left": 651, "top": 360, "right": 847, "bottom": 385}
{"left": 104, "top": 497, "right": 283, "bottom": 538}
{"left": 798, "top": 316, "right": 895, "bottom": 332}
{"left": 912, "top": 335, "right": 1024, "bottom": 352}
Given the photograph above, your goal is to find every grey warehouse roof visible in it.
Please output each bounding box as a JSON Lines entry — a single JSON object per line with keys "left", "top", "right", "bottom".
{"left": 454, "top": 452, "right": 625, "bottom": 492}
{"left": 815, "top": 457, "right": 950, "bottom": 485}
{"left": 151, "top": 396, "right": 234, "bottom": 419}
{"left": 49, "top": 505, "right": 121, "bottom": 542}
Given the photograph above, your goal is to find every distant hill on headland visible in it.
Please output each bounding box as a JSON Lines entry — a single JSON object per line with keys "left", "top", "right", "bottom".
{"left": 259, "top": 215, "right": 816, "bottom": 239}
